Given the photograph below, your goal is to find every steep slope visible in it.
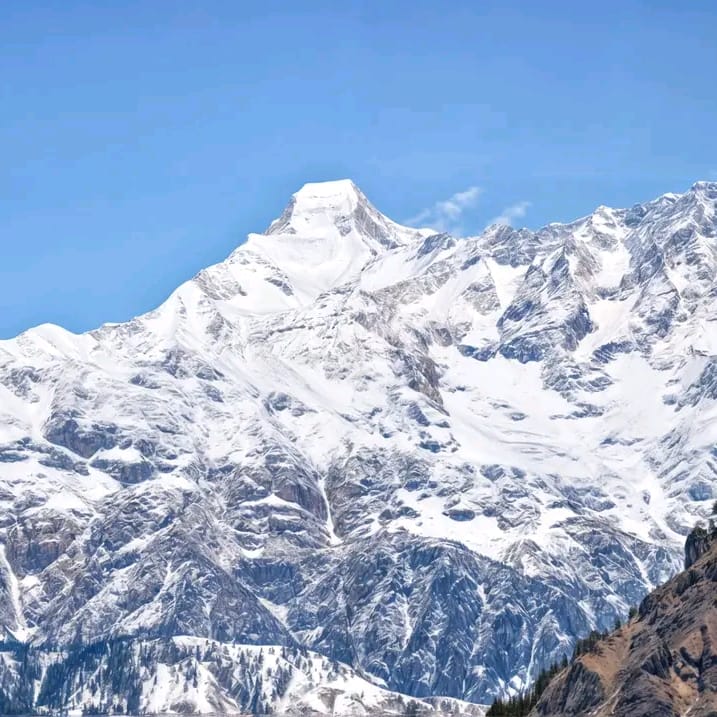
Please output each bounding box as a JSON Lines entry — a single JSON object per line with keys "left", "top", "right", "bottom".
{"left": 0, "top": 637, "right": 485, "bottom": 716}
{"left": 1, "top": 179, "right": 717, "bottom": 708}
{"left": 531, "top": 527, "right": 717, "bottom": 717}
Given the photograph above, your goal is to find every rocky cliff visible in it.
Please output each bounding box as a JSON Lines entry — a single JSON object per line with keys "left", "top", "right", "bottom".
{"left": 531, "top": 528, "right": 717, "bottom": 717}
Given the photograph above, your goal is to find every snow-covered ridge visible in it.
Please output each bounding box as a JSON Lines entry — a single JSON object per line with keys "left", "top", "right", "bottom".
{"left": 0, "top": 637, "right": 486, "bottom": 715}
{"left": 1, "top": 180, "right": 717, "bottom": 710}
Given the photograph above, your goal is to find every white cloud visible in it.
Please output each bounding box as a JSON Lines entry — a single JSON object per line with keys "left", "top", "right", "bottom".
{"left": 489, "top": 201, "right": 531, "bottom": 228}
{"left": 406, "top": 186, "right": 482, "bottom": 234}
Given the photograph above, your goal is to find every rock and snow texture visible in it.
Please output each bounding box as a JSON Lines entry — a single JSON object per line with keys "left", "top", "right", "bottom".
{"left": 1, "top": 178, "right": 717, "bottom": 709}
{"left": 0, "top": 638, "right": 484, "bottom": 716}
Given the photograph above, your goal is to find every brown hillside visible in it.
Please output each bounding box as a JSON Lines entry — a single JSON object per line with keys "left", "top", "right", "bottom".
{"left": 531, "top": 530, "right": 717, "bottom": 717}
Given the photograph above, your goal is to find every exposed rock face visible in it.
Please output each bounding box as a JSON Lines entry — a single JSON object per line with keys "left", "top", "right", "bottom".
{"left": 1, "top": 179, "right": 717, "bottom": 708}
{"left": 531, "top": 529, "right": 717, "bottom": 717}
{"left": 685, "top": 525, "right": 717, "bottom": 568}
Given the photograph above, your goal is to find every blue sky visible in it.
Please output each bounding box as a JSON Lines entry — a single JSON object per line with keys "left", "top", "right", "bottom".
{"left": 1, "top": 1, "right": 716, "bottom": 337}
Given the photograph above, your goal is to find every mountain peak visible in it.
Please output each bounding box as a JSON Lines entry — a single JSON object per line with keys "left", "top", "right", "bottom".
{"left": 266, "top": 178, "right": 368, "bottom": 236}
{"left": 265, "top": 179, "right": 423, "bottom": 251}
{"left": 293, "top": 178, "right": 362, "bottom": 204}
{"left": 691, "top": 179, "right": 717, "bottom": 191}
{"left": 689, "top": 180, "right": 717, "bottom": 201}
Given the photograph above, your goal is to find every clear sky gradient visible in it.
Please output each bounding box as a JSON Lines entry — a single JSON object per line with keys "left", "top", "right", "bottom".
{"left": 2, "top": 1, "right": 716, "bottom": 337}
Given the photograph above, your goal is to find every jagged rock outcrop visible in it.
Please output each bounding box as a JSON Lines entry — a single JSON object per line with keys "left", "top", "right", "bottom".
{"left": 685, "top": 525, "right": 717, "bottom": 568}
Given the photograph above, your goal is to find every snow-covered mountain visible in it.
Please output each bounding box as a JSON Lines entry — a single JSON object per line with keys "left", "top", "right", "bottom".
{"left": 1, "top": 178, "right": 717, "bottom": 711}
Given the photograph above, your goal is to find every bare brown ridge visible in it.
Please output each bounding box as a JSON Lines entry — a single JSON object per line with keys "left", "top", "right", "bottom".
{"left": 531, "top": 527, "right": 717, "bottom": 717}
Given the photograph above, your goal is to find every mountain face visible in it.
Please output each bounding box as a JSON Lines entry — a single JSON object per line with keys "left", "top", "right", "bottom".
{"left": 1, "top": 178, "right": 717, "bottom": 710}
{"left": 531, "top": 528, "right": 717, "bottom": 717}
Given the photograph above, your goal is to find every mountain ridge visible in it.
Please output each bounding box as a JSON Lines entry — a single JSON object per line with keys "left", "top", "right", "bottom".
{"left": 1, "top": 179, "right": 717, "bottom": 710}
{"left": 5, "top": 178, "right": 716, "bottom": 342}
